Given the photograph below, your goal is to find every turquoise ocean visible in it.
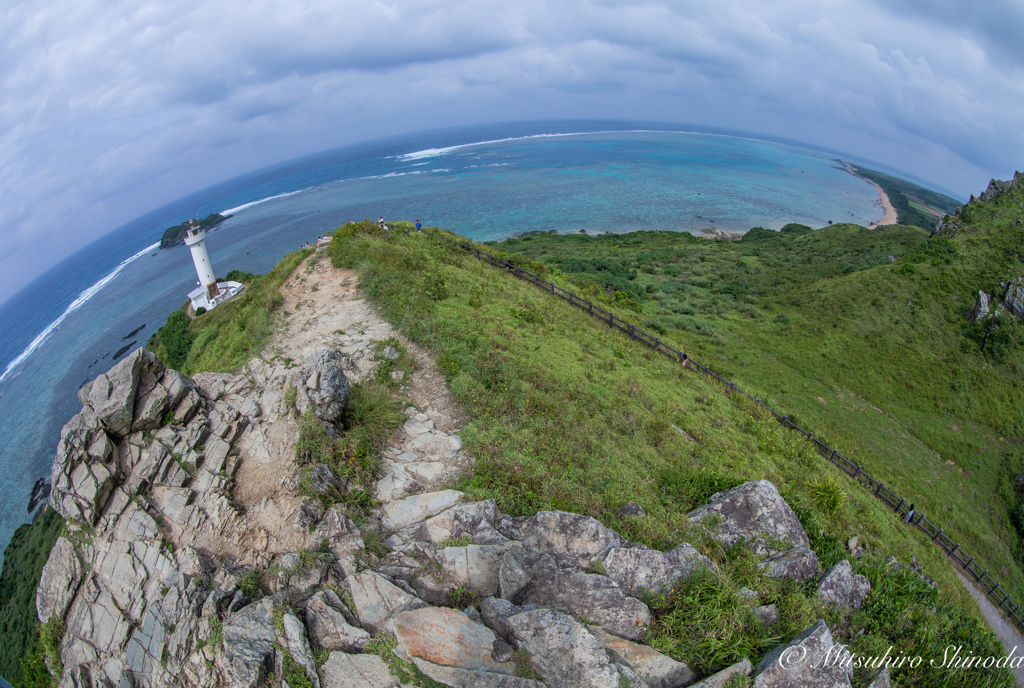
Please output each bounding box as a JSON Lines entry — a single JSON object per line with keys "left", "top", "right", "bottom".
{"left": 0, "top": 120, "right": 899, "bottom": 562}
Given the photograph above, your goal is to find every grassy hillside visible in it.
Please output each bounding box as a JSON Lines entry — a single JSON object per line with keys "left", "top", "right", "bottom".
{"left": 494, "top": 180, "right": 1024, "bottom": 608}
{"left": 330, "top": 221, "right": 1012, "bottom": 686}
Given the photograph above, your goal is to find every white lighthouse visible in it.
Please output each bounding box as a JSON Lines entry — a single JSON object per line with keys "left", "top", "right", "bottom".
{"left": 183, "top": 220, "right": 243, "bottom": 312}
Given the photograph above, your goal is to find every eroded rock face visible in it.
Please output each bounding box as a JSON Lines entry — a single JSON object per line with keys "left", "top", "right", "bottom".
{"left": 971, "top": 290, "right": 992, "bottom": 324}
{"left": 36, "top": 537, "right": 83, "bottom": 624}
{"left": 689, "top": 480, "right": 810, "bottom": 555}
{"left": 302, "top": 349, "right": 352, "bottom": 423}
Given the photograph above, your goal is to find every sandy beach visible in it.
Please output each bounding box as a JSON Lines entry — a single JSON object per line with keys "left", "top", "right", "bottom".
{"left": 865, "top": 178, "right": 898, "bottom": 227}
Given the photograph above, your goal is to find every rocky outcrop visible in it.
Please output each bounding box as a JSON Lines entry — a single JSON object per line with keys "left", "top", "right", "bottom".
{"left": 689, "top": 480, "right": 811, "bottom": 557}
{"left": 1003, "top": 277, "right": 1024, "bottom": 321}
{"left": 971, "top": 291, "right": 992, "bottom": 324}
{"left": 301, "top": 349, "right": 352, "bottom": 423}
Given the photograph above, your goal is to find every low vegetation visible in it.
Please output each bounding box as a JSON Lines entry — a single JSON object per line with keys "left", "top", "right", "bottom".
{"left": 329, "top": 215, "right": 1016, "bottom": 684}
{"left": 0, "top": 508, "right": 64, "bottom": 686}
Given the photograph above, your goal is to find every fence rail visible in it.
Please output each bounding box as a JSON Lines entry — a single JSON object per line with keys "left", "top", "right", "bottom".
{"left": 432, "top": 231, "right": 1024, "bottom": 631}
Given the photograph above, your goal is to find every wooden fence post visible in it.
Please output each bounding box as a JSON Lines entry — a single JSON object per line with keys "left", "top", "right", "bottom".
{"left": 874, "top": 482, "right": 884, "bottom": 496}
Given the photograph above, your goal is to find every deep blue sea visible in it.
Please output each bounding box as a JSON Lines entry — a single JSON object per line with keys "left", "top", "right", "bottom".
{"left": 0, "top": 120, "right": 892, "bottom": 562}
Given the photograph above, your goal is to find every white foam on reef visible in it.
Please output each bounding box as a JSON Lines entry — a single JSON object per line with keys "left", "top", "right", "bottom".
{"left": 220, "top": 189, "right": 307, "bottom": 216}
{"left": 0, "top": 241, "right": 161, "bottom": 388}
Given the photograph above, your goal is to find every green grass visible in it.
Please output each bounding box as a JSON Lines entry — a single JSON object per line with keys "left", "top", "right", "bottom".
{"left": 0, "top": 508, "right": 64, "bottom": 686}
{"left": 494, "top": 193, "right": 1024, "bottom": 608}
{"left": 328, "top": 220, "right": 1015, "bottom": 683}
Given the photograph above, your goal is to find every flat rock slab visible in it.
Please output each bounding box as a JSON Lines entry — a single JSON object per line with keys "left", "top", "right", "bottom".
{"left": 506, "top": 608, "right": 620, "bottom": 688}
{"left": 345, "top": 570, "right": 424, "bottom": 634}
{"left": 752, "top": 619, "right": 852, "bottom": 688}
{"left": 689, "top": 659, "right": 752, "bottom": 688}
{"left": 760, "top": 547, "right": 819, "bottom": 581}
{"left": 380, "top": 490, "right": 465, "bottom": 531}
{"left": 591, "top": 626, "right": 696, "bottom": 688}
{"left": 417, "top": 500, "right": 499, "bottom": 544}
{"left": 320, "top": 652, "right": 400, "bottom": 688}
{"left": 388, "top": 606, "right": 516, "bottom": 675}
{"left": 689, "top": 480, "right": 809, "bottom": 555}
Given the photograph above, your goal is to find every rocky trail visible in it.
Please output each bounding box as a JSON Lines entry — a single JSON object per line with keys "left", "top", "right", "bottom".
{"left": 33, "top": 243, "right": 952, "bottom": 688}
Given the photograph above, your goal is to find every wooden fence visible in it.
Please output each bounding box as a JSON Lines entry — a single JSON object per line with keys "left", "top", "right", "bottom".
{"left": 430, "top": 231, "right": 1024, "bottom": 632}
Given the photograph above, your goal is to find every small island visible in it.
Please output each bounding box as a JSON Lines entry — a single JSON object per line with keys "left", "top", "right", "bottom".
{"left": 159, "top": 213, "right": 230, "bottom": 249}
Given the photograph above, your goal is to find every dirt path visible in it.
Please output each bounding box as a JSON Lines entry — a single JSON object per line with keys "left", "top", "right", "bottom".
{"left": 957, "top": 571, "right": 1024, "bottom": 686}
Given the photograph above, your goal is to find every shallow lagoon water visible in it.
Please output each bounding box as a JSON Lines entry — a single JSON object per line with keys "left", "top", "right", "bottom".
{"left": 0, "top": 122, "right": 888, "bottom": 561}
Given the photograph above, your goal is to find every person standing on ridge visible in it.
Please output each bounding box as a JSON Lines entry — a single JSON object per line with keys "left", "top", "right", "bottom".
{"left": 416, "top": 220, "right": 422, "bottom": 232}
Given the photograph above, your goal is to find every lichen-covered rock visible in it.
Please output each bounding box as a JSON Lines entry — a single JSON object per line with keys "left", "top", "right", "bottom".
{"left": 816, "top": 560, "right": 871, "bottom": 609}
{"left": 414, "top": 544, "right": 507, "bottom": 604}
{"left": 520, "top": 510, "right": 625, "bottom": 568}
{"left": 281, "top": 609, "right": 321, "bottom": 688}
{"left": 504, "top": 549, "right": 652, "bottom": 641}
{"left": 752, "top": 619, "right": 852, "bottom": 688}
{"left": 689, "top": 480, "right": 810, "bottom": 555}
{"left": 506, "top": 608, "right": 620, "bottom": 688}
{"left": 1002, "top": 277, "right": 1024, "bottom": 320}
{"left": 305, "top": 590, "right": 371, "bottom": 652}
{"left": 971, "top": 290, "right": 992, "bottom": 324}
{"left": 416, "top": 500, "right": 499, "bottom": 543}
{"left": 603, "top": 542, "right": 710, "bottom": 597}
{"left": 302, "top": 349, "right": 352, "bottom": 423}
{"left": 36, "top": 536, "right": 83, "bottom": 624}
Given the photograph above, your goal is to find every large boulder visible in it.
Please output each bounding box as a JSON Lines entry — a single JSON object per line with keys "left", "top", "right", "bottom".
{"left": 344, "top": 570, "right": 425, "bottom": 634}
{"left": 501, "top": 548, "right": 652, "bottom": 641}
{"left": 302, "top": 349, "right": 352, "bottom": 423}
{"left": 815, "top": 560, "right": 871, "bottom": 609}
{"left": 689, "top": 480, "right": 810, "bottom": 555}
{"left": 603, "top": 542, "right": 711, "bottom": 597}
{"left": 320, "top": 652, "right": 400, "bottom": 688}
{"left": 506, "top": 608, "right": 620, "bottom": 688}
{"left": 519, "top": 511, "right": 625, "bottom": 569}
{"left": 305, "top": 590, "right": 371, "bottom": 652}
{"left": 752, "top": 619, "right": 852, "bottom": 688}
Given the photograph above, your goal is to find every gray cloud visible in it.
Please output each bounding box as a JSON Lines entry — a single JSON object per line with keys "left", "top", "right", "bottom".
{"left": 2, "top": 0, "right": 1023, "bottom": 300}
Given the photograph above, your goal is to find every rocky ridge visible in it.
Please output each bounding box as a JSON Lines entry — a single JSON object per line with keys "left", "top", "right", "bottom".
{"left": 36, "top": 251, "right": 879, "bottom": 688}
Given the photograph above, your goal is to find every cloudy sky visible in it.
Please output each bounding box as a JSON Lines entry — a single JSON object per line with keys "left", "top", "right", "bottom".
{"left": 2, "top": 0, "right": 1023, "bottom": 300}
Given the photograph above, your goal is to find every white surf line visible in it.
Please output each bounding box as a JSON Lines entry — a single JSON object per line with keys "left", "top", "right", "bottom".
{"left": 0, "top": 240, "right": 161, "bottom": 387}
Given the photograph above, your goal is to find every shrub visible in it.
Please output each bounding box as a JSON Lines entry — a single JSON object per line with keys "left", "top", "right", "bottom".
{"left": 806, "top": 476, "right": 845, "bottom": 516}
